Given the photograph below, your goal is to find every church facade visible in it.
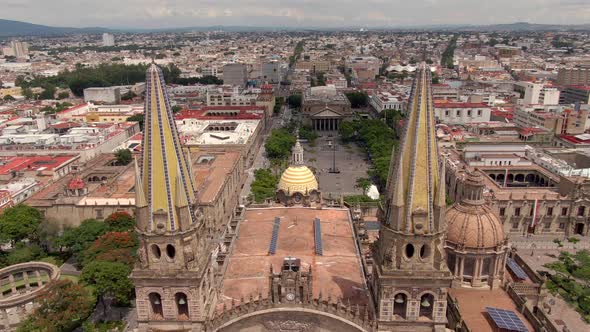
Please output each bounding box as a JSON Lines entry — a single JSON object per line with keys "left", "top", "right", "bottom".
{"left": 132, "top": 63, "right": 501, "bottom": 332}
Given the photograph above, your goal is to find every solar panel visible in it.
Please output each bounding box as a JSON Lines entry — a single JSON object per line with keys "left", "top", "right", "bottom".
{"left": 486, "top": 307, "right": 528, "bottom": 332}
{"left": 268, "top": 217, "right": 281, "bottom": 255}
{"left": 314, "top": 218, "right": 323, "bottom": 256}
{"left": 507, "top": 258, "right": 528, "bottom": 280}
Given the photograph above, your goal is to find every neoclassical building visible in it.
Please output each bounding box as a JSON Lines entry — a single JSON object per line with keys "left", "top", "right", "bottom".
{"left": 276, "top": 138, "right": 321, "bottom": 206}
{"left": 445, "top": 169, "right": 509, "bottom": 290}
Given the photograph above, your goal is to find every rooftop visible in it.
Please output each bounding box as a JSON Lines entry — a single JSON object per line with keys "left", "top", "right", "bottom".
{"left": 450, "top": 288, "right": 533, "bottom": 332}
{"left": 222, "top": 207, "right": 368, "bottom": 307}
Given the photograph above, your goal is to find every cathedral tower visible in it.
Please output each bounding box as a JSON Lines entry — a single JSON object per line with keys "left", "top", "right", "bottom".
{"left": 131, "top": 64, "right": 215, "bottom": 331}
{"left": 372, "top": 63, "right": 452, "bottom": 331}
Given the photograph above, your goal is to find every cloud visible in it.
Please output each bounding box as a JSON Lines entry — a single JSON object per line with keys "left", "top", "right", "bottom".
{"left": 0, "top": 0, "right": 587, "bottom": 28}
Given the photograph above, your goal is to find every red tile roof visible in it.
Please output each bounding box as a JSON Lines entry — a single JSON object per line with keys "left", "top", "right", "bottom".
{"left": 0, "top": 155, "right": 77, "bottom": 174}
{"left": 67, "top": 177, "right": 86, "bottom": 190}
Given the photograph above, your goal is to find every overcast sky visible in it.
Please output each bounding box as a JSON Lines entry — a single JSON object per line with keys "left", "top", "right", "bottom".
{"left": 2, "top": 0, "right": 589, "bottom": 28}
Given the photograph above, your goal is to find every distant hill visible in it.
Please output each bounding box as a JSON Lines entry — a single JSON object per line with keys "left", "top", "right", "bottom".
{"left": 1, "top": 19, "right": 589, "bottom": 37}
{"left": 0, "top": 19, "right": 111, "bottom": 37}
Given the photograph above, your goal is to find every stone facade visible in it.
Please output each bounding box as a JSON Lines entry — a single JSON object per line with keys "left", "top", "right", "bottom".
{"left": 372, "top": 64, "right": 453, "bottom": 332}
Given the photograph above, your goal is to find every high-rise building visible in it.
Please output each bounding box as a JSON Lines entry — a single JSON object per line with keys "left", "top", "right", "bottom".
{"left": 222, "top": 63, "right": 247, "bottom": 87}
{"left": 261, "top": 61, "right": 283, "bottom": 84}
{"left": 102, "top": 33, "right": 115, "bottom": 47}
{"left": 131, "top": 64, "right": 215, "bottom": 331}
{"left": 557, "top": 66, "right": 590, "bottom": 86}
{"left": 2, "top": 40, "right": 29, "bottom": 59}
{"left": 372, "top": 63, "right": 453, "bottom": 331}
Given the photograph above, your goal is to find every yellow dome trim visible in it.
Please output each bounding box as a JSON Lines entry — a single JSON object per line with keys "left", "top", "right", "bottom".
{"left": 277, "top": 166, "right": 318, "bottom": 195}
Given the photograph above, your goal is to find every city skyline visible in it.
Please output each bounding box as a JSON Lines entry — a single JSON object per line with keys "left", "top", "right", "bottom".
{"left": 2, "top": 0, "right": 590, "bottom": 29}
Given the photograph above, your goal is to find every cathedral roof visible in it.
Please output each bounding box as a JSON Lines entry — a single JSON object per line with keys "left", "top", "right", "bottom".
{"left": 139, "top": 63, "right": 197, "bottom": 232}
{"left": 445, "top": 203, "right": 505, "bottom": 249}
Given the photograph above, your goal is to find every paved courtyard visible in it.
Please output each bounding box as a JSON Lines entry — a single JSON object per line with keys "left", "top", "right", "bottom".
{"left": 301, "top": 132, "right": 372, "bottom": 197}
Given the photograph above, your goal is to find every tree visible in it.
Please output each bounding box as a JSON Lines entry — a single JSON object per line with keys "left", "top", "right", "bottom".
{"left": 0, "top": 204, "right": 43, "bottom": 244}
{"left": 54, "top": 219, "right": 108, "bottom": 258}
{"left": 286, "top": 94, "right": 302, "bottom": 108}
{"left": 265, "top": 129, "right": 296, "bottom": 160}
{"left": 172, "top": 105, "right": 182, "bottom": 113}
{"left": 78, "top": 231, "right": 137, "bottom": 268}
{"left": 299, "top": 125, "right": 318, "bottom": 143}
{"left": 57, "top": 91, "right": 69, "bottom": 99}
{"left": 250, "top": 169, "right": 280, "bottom": 203}
{"left": 22, "top": 86, "right": 34, "bottom": 99}
{"left": 81, "top": 261, "right": 134, "bottom": 313}
{"left": 126, "top": 114, "right": 144, "bottom": 130}
{"left": 355, "top": 177, "right": 372, "bottom": 194}
{"left": 3, "top": 94, "right": 15, "bottom": 101}
{"left": 104, "top": 211, "right": 135, "bottom": 232}
{"left": 121, "top": 90, "right": 136, "bottom": 100}
{"left": 345, "top": 91, "right": 368, "bottom": 108}
{"left": 39, "top": 84, "right": 57, "bottom": 100}
{"left": 114, "top": 148, "right": 132, "bottom": 166}
{"left": 17, "top": 280, "right": 95, "bottom": 332}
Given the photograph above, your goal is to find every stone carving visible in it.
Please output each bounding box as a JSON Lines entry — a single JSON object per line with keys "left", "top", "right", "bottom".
{"left": 138, "top": 246, "right": 148, "bottom": 268}
{"left": 263, "top": 320, "right": 313, "bottom": 331}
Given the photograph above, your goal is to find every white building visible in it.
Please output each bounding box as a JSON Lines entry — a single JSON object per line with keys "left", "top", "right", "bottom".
{"left": 202, "top": 66, "right": 218, "bottom": 77}
{"left": 515, "top": 82, "right": 560, "bottom": 106}
{"left": 102, "top": 33, "right": 115, "bottom": 47}
{"left": 434, "top": 102, "right": 492, "bottom": 125}
{"left": 369, "top": 91, "right": 405, "bottom": 113}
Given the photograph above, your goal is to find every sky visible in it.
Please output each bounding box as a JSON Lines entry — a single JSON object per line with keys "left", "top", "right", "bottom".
{"left": 1, "top": 0, "right": 590, "bottom": 29}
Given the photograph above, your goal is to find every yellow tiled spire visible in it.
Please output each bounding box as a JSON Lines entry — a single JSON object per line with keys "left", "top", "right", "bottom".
{"left": 387, "top": 63, "right": 442, "bottom": 233}
{"left": 141, "top": 63, "right": 197, "bottom": 232}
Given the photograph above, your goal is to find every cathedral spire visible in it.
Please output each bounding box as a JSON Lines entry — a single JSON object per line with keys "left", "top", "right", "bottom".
{"left": 387, "top": 63, "right": 442, "bottom": 233}
{"left": 140, "top": 63, "right": 197, "bottom": 232}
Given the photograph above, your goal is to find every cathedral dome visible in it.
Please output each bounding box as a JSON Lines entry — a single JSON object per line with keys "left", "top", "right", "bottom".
{"left": 445, "top": 169, "right": 506, "bottom": 249}
{"left": 277, "top": 165, "right": 318, "bottom": 195}
{"left": 445, "top": 202, "right": 505, "bottom": 249}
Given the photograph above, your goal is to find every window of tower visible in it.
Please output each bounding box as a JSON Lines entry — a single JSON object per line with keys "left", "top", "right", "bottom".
{"left": 166, "top": 244, "right": 176, "bottom": 259}
{"left": 420, "top": 244, "right": 430, "bottom": 259}
{"left": 419, "top": 293, "right": 434, "bottom": 319}
{"left": 392, "top": 293, "right": 408, "bottom": 319}
{"left": 175, "top": 292, "right": 189, "bottom": 319}
{"left": 404, "top": 244, "right": 414, "bottom": 259}
{"left": 149, "top": 293, "right": 163, "bottom": 319}
{"left": 151, "top": 244, "right": 161, "bottom": 260}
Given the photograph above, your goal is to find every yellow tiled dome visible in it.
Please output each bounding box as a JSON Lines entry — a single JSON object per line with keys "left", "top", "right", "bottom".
{"left": 277, "top": 165, "right": 318, "bottom": 195}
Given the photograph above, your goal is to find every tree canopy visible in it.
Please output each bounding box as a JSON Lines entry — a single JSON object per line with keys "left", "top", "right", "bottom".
{"left": 114, "top": 149, "right": 132, "bottom": 166}
{"left": 104, "top": 211, "right": 135, "bottom": 232}
{"left": 345, "top": 91, "right": 368, "bottom": 108}
{"left": 0, "top": 204, "right": 43, "bottom": 244}
{"left": 55, "top": 219, "right": 109, "bottom": 258}
{"left": 17, "top": 280, "right": 96, "bottom": 332}
{"left": 265, "top": 129, "right": 296, "bottom": 160}
{"left": 81, "top": 260, "right": 134, "bottom": 306}
{"left": 250, "top": 169, "right": 280, "bottom": 203}
{"left": 78, "top": 231, "right": 137, "bottom": 268}
{"left": 286, "top": 94, "right": 302, "bottom": 108}
{"left": 338, "top": 118, "right": 398, "bottom": 188}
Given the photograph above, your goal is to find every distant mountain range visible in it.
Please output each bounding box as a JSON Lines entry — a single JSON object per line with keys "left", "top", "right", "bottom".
{"left": 1, "top": 19, "right": 590, "bottom": 37}
{"left": 0, "top": 19, "right": 113, "bottom": 37}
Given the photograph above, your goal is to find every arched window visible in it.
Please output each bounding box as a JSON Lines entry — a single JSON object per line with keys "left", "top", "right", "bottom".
{"left": 149, "top": 293, "right": 163, "bottom": 319}
{"left": 578, "top": 206, "right": 586, "bottom": 217}
{"left": 419, "top": 293, "right": 435, "bottom": 319}
{"left": 393, "top": 293, "right": 407, "bottom": 319}
{"left": 175, "top": 292, "right": 189, "bottom": 319}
